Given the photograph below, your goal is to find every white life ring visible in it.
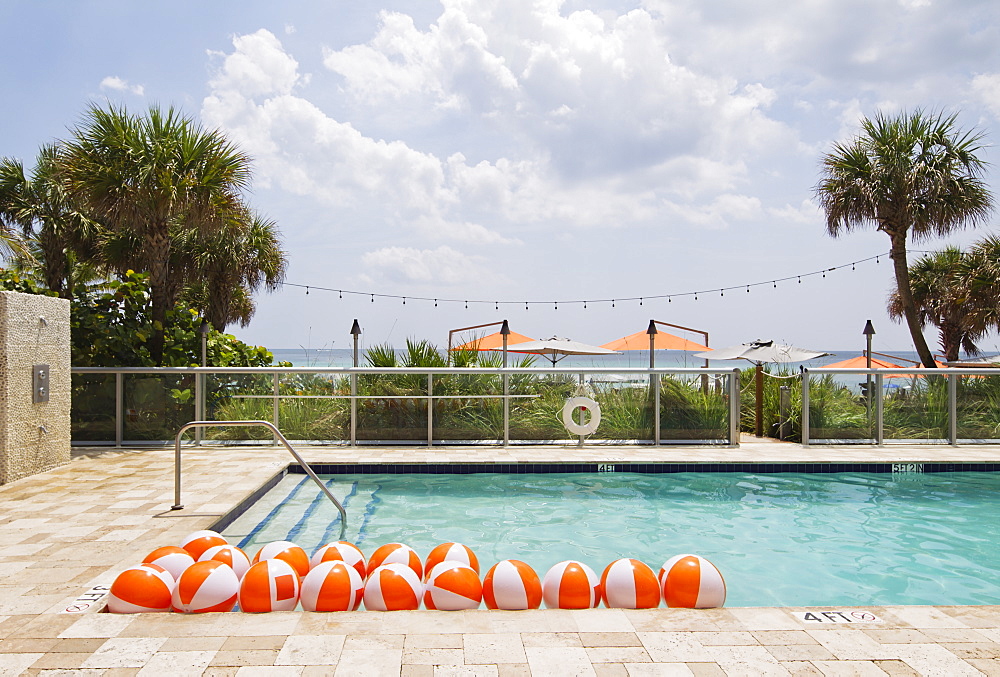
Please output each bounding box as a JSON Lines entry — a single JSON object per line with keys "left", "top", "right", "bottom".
{"left": 562, "top": 397, "right": 601, "bottom": 436}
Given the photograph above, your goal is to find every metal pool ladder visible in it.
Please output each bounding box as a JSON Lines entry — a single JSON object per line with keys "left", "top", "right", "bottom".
{"left": 171, "top": 420, "right": 347, "bottom": 540}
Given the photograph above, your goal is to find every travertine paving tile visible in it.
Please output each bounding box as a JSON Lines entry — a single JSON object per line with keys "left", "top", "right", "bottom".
{"left": 275, "top": 634, "right": 345, "bottom": 666}
{"left": 135, "top": 649, "right": 215, "bottom": 675}
{"left": 402, "top": 646, "right": 465, "bottom": 665}
{"left": 892, "top": 643, "right": 984, "bottom": 676}
{"left": 333, "top": 647, "right": 402, "bottom": 675}
{"left": 404, "top": 633, "right": 465, "bottom": 649}
{"left": 462, "top": 633, "right": 526, "bottom": 664}
{"left": 637, "top": 632, "right": 714, "bottom": 662}
{"left": 809, "top": 660, "right": 889, "bottom": 676}
{"left": 585, "top": 647, "right": 651, "bottom": 663}
{"left": 524, "top": 646, "right": 597, "bottom": 676}
{"left": 433, "top": 664, "right": 500, "bottom": 676}
{"left": 79, "top": 637, "right": 165, "bottom": 668}
{"left": 579, "top": 632, "right": 642, "bottom": 647}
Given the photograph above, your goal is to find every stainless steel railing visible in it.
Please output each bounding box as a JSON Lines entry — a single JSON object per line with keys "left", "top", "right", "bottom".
{"left": 802, "top": 367, "right": 1000, "bottom": 445}
{"left": 171, "top": 420, "right": 347, "bottom": 540}
{"left": 71, "top": 366, "right": 742, "bottom": 447}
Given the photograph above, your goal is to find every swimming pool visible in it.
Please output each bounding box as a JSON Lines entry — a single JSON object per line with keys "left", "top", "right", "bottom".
{"left": 220, "top": 469, "right": 1000, "bottom": 607}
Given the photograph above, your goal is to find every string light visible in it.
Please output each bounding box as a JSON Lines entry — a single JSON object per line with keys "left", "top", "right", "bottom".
{"left": 284, "top": 251, "right": 889, "bottom": 310}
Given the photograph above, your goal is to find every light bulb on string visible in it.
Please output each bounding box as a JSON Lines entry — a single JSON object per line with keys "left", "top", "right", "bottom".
{"left": 495, "top": 301, "right": 499, "bottom": 310}
{"left": 720, "top": 289, "right": 724, "bottom": 297}
{"left": 798, "top": 276, "right": 801, "bottom": 284}
{"left": 639, "top": 298, "right": 643, "bottom": 306}
{"left": 434, "top": 299, "right": 438, "bottom": 307}
{"left": 746, "top": 285, "right": 750, "bottom": 293}
{"left": 584, "top": 301, "right": 587, "bottom": 309}
{"left": 402, "top": 297, "right": 406, "bottom": 305}
{"left": 668, "top": 297, "right": 672, "bottom": 303}
{"left": 555, "top": 301, "right": 558, "bottom": 310}
{"left": 370, "top": 294, "right": 374, "bottom": 303}
{"left": 339, "top": 290, "right": 342, "bottom": 299}
{"left": 612, "top": 299, "right": 615, "bottom": 307}
{"left": 465, "top": 300, "right": 468, "bottom": 309}
{"left": 306, "top": 286, "right": 309, "bottom": 295}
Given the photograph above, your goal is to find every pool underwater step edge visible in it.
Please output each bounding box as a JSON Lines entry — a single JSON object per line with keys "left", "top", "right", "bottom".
{"left": 209, "top": 460, "right": 1000, "bottom": 540}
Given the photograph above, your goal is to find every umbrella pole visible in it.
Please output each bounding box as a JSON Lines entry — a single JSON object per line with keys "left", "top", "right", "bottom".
{"left": 755, "top": 363, "right": 764, "bottom": 437}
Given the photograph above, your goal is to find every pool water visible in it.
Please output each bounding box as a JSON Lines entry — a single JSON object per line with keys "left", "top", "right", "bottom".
{"left": 221, "top": 471, "right": 1000, "bottom": 607}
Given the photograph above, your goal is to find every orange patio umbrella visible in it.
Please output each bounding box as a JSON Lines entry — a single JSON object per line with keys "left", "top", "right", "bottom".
{"left": 601, "top": 329, "right": 708, "bottom": 352}
{"left": 819, "top": 355, "right": 910, "bottom": 379}
{"left": 452, "top": 331, "right": 535, "bottom": 351}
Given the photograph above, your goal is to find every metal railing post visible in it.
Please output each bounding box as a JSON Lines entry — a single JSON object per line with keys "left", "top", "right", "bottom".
{"left": 729, "top": 368, "right": 740, "bottom": 447}
{"left": 115, "top": 372, "right": 123, "bottom": 448}
{"left": 427, "top": 372, "right": 434, "bottom": 448}
{"left": 350, "top": 371, "right": 357, "bottom": 446}
{"left": 801, "top": 369, "right": 810, "bottom": 446}
{"left": 272, "top": 374, "right": 280, "bottom": 445}
{"left": 654, "top": 371, "right": 661, "bottom": 446}
{"left": 195, "top": 372, "right": 204, "bottom": 447}
{"left": 875, "top": 373, "right": 884, "bottom": 445}
{"left": 503, "top": 372, "right": 510, "bottom": 447}
{"left": 949, "top": 373, "right": 957, "bottom": 445}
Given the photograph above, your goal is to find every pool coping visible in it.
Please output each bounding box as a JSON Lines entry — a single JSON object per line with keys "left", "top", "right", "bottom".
{"left": 0, "top": 439, "right": 998, "bottom": 673}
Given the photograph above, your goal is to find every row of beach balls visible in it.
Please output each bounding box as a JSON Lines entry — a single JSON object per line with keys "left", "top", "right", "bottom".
{"left": 109, "top": 530, "right": 726, "bottom": 613}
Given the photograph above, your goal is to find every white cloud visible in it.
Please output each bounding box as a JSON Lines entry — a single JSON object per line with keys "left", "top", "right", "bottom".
{"left": 972, "top": 73, "right": 1000, "bottom": 119}
{"left": 99, "top": 75, "right": 144, "bottom": 96}
{"left": 360, "top": 245, "right": 485, "bottom": 284}
{"left": 207, "top": 29, "right": 300, "bottom": 98}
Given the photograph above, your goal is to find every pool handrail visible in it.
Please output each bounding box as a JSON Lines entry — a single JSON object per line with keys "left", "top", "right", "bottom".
{"left": 172, "top": 420, "right": 347, "bottom": 540}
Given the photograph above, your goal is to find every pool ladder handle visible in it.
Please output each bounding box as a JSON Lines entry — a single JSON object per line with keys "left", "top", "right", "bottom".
{"left": 171, "top": 420, "right": 347, "bottom": 541}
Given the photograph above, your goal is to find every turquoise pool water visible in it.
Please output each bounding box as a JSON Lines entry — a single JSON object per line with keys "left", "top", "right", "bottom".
{"left": 221, "top": 471, "right": 1000, "bottom": 607}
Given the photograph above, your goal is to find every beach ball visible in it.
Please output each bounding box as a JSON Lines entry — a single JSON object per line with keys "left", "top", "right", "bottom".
{"left": 424, "top": 543, "right": 479, "bottom": 578}
{"left": 142, "top": 546, "right": 195, "bottom": 581}
{"left": 659, "top": 554, "right": 726, "bottom": 608}
{"left": 363, "top": 563, "right": 424, "bottom": 611}
{"left": 252, "top": 541, "right": 310, "bottom": 578}
{"left": 367, "top": 543, "right": 423, "bottom": 580}
{"left": 301, "top": 561, "right": 364, "bottom": 612}
{"left": 171, "top": 560, "right": 239, "bottom": 613}
{"left": 179, "top": 530, "right": 228, "bottom": 560}
{"left": 601, "top": 558, "right": 660, "bottom": 609}
{"left": 238, "top": 559, "right": 301, "bottom": 612}
{"left": 423, "top": 561, "right": 482, "bottom": 610}
{"left": 310, "top": 541, "right": 366, "bottom": 579}
{"left": 483, "top": 560, "right": 542, "bottom": 610}
{"left": 199, "top": 544, "right": 252, "bottom": 579}
{"left": 108, "top": 563, "right": 175, "bottom": 613}
{"left": 542, "top": 560, "right": 601, "bottom": 609}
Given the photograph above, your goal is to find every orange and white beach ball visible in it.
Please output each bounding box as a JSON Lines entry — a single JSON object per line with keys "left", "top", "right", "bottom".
{"left": 142, "top": 546, "right": 195, "bottom": 581}
{"left": 424, "top": 543, "right": 480, "bottom": 578}
{"left": 252, "top": 541, "right": 310, "bottom": 578}
{"left": 199, "top": 544, "right": 252, "bottom": 579}
{"left": 363, "top": 563, "right": 424, "bottom": 611}
{"left": 238, "top": 558, "right": 301, "bottom": 612}
{"left": 367, "top": 543, "right": 423, "bottom": 580}
{"left": 542, "top": 560, "right": 601, "bottom": 609}
{"left": 659, "top": 554, "right": 726, "bottom": 608}
{"left": 483, "top": 560, "right": 542, "bottom": 610}
{"left": 108, "top": 563, "right": 175, "bottom": 613}
{"left": 423, "top": 561, "right": 482, "bottom": 610}
{"left": 301, "top": 560, "right": 364, "bottom": 612}
{"left": 600, "top": 558, "right": 661, "bottom": 609}
{"left": 179, "top": 530, "right": 228, "bottom": 560}
{"left": 310, "top": 541, "right": 366, "bottom": 579}
{"left": 170, "top": 560, "right": 239, "bottom": 613}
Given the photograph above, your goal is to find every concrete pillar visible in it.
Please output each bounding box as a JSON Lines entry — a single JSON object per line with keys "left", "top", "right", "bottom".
{"left": 0, "top": 291, "right": 71, "bottom": 484}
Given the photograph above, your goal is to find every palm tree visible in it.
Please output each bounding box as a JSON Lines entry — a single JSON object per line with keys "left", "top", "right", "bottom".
{"left": 0, "top": 147, "right": 103, "bottom": 297}
{"left": 816, "top": 110, "right": 994, "bottom": 367}
{"left": 59, "top": 104, "right": 252, "bottom": 363}
{"left": 887, "top": 247, "right": 987, "bottom": 362}
{"left": 176, "top": 207, "right": 287, "bottom": 330}
{"left": 0, "top": 159, "right": 34, "bottom": 263}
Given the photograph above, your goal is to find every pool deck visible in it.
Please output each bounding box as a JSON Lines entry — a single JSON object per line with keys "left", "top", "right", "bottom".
{"left": 1, "top": 437, "right": 999, "bottom": 675}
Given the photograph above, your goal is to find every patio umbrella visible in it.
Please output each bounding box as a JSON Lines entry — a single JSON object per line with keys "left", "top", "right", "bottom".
{"left": 452, "top": 331, "right": 535, "bottom": 351}
{"left": 694, "top": 340, "right": 831, "bottom": 437}
{"left": 509, "top": 336, "right": 619, "bottom": 367}
{"left": 601, "top": 329, "right": 708, "bottom": 353}
{"left": 819, "top": 355, "right": 908, "bottom": 374}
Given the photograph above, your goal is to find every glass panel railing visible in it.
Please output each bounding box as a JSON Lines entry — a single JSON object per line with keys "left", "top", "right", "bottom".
{"left": 660, "top": 373, "right": 730, "bottom": 442}
{"left": 71, "top": 373, "right": 116, "bottom": 441}
{"left": 807, "top": 373, "right": 874, "bottom": 442}
{"left": 356, "top": 373, "right": 429, "bottom": 442}
{"left": 507, "top": 372, "right": 574, "bottom": 441}
{"left": 883, "top": 374, "right": 949, "bottom": 442}
{"left": 122, "top": 374, "right": 196, "bottom": 441}
{"left": 955, "top": 373, "right": 1000, "bottom": 442}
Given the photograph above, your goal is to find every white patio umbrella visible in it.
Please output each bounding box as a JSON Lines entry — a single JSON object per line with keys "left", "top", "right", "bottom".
{"left": 507, "top": 336, "right": 619, "bottom": 366}
{"left": 694, "top": 340, "right": 831, "bottom": 437}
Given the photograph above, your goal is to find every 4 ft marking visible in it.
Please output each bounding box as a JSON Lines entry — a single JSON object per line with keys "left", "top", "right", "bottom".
{"left": 597, "top": 464, "right": 616, "bottom": 472}
{"left": 797, "top": 610, "right": 880, "bottom": 623}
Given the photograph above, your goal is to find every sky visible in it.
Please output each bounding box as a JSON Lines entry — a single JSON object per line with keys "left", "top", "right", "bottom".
{"left": 3, "top": 0, "right": 1000, "bottom": 355}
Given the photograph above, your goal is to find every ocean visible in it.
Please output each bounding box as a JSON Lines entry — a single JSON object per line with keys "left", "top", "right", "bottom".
{"left": 267, "top": 347, "right": 931, "bottom": 370}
